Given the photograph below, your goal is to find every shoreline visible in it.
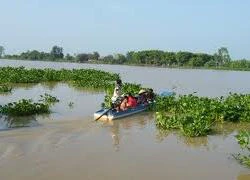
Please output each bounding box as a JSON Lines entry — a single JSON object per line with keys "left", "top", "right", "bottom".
{"left": 1, "top": 58, "right": 250, "bottom": 72}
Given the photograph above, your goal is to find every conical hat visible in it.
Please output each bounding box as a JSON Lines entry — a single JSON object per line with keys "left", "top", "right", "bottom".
{"left": 138, "top": 89, "right": 146, "bottom": 94}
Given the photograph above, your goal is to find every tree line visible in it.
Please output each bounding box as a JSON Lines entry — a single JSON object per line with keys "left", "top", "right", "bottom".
{"left": 1, "top": 45, "right": 250, "bottom": 70}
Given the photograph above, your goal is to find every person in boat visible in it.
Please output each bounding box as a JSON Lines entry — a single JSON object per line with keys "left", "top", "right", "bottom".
{"left": 119, "top": 95, "right": 128, "bottom": 111}
{"left": 111, "top": 78, "right": 122, "bottom": 103}
{"left": 146, "top": 88, "right": 155, "bottom": 102}
{"left": 137, "top": 89, "right": 148, "bottom": 105}
{"left": 111, "top": 79, "right": 123, "bottom": 111}
{"left": 127, "top": 93, "right": 137, "bottom": 108}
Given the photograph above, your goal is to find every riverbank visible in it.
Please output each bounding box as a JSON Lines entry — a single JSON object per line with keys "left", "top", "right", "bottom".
{"left": 2, "top": 58, "right": 250, "bottom": 72}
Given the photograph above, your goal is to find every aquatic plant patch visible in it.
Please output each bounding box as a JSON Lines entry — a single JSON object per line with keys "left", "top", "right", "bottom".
{"left": 0, "top": 99, "right": 50, "bottom": 116}
{"left": 0, "top": 67, "right": 119, "bottom": 90}
{"left": 235, "top": 131, "right": 250, "bottom": 168}
{"left": 39, "top": 93, "right": 59, "bottom": 105}
{"left": 0, "top": 84, "right": 12, "bottom": 93}
{"left": 154, "top": 93, "right": 250, "bottom": 137}
{"left": 0, "top": 94, "right": 59, "bottom": 116}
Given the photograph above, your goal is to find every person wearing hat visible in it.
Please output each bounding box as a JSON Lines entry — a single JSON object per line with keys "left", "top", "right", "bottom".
{"left": 111, "top": 79, "right": 122, "bottom": 103}
{"left": 138, "top": 89, "right": 146, "bottom": 95}
{"left": 137, "top": 89, "right": 148, "bottom": 105}
{"left": 146, "top": 88, "right": 155, "bottom": 103}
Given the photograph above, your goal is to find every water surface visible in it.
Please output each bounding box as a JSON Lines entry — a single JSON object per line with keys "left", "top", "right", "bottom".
{"left": 0, "top": 59, "right": 250, "bottom": 180}
{"left": 1, "top": 59, "right": 250, "bottom": 96}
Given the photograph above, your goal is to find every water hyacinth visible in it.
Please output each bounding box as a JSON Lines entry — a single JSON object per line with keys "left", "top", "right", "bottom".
{"left": 0, "top": 94, "right": 59, "bottom": 116}
{"left": 154, "top": 93, "right": 250, "bottom": 137}
{"left": 0, "top": 67, "right": 119, "bottom": 90}
{"left": 39, "top": 93, "right": 60, "bottom": 105}
{"left": 0, "top": 84, "right": 12, "bottom": 93}
{"left": 235, "top": 131, "right": 250, "bottom": 167}
{"left": 0, "top": 99, "right": 50, "bottom": 116}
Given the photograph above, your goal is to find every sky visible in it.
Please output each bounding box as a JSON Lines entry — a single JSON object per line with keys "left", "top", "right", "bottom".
{"left": 0, "top": 0, "right": 250, "bottom": 59}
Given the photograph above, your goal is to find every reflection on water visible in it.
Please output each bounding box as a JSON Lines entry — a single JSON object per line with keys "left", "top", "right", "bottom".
{"left": 155, "top": 129, "right": 209, "bottom": 148}
{"left": 179, "top": 136, "right": 209, "bottom": 149}
{"left": 155, "top": 121, "right": 250, "bottom": 150}
{"left": 0, "top": 115, "right": 38, "bottom": 130}
{"left": 214, "top": 122, "right": 250, "bottom": 136}
{"left": 100, "top": 113, "right": 153, "bottom": 151}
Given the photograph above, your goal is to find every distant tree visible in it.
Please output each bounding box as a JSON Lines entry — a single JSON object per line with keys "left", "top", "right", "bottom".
{"left": 50, "top": 46, "right": 64, "bottom": 60}
{"left": 65, "top": 53, "right": 74, "bottom": 61}
{"left": 214, "top": 47, "right": 231, "bottom": 66}
{"left": 188, "top": 56, "right": 204, "bottom": 67}
{"left": 93, "top": 51, "right": 100, "bottom": 60}
{"left": 188, "top": 53, "right": 213, "bottom": 67}
{"left": 164, "top": 52, "right": 176, "bottom": 65}
{"left": 126, "top": 51, "right": 134, "bottom": 62}
{"left": 204, "top": 60, "right": 217, "bottom": 67}
{"left": 218, "top": 47, "right": 231, "bottom": 63}
{"left": 0, "top": 46, "right": 5, "bottom": 58}
{"left": 103, "top": 55, "right": 114, "bottom": 62}
{"left": 114, "top": 54, "right": 127, "bottom": 64}
{"left": 77, "top": 53, "right": 89, "bottom": 62}
{"left": 87, "top": 53, "right": 95, "bottom": 60}
{"left": 176, "top": 51, "right": 193, "bottom": 66}
{"left": 28, "top": 50, "right": 40, "bottom": 60}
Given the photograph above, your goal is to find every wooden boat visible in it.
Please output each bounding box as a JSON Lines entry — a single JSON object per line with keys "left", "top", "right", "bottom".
{"left": 94, "top": 103, "right": 150, "bottom": 121}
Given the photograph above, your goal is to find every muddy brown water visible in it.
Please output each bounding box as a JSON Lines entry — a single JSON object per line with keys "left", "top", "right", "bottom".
{"left": 0, "top": 59, "right": 250, "bottom": 180}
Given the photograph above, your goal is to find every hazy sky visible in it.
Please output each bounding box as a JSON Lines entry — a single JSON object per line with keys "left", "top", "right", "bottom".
{"left": 0, "top": 0, "right": 250, "bottom": 59}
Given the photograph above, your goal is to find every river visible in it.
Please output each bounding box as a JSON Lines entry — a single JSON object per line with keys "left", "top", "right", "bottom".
{"left": 0, "top": 59, "right": 250, "bottom": 180}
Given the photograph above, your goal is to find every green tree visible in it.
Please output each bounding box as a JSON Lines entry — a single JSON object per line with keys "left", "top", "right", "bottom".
{"left": 93, "top": 51, "right": 100, "bottom": 60}
{"left": 113, "top": 54, "right": 126, "bottom": 64}
{"left": 164, "top": 52, "right": 176, "bottom": 66}
{"left": 50, "top": 46, "right": 64, "bottom": 60}
{"left": 188, "top": 53, "right": 213, "bottom": 67}
{"left": 176, "top": 51, "right": 193, "bottom": 66}
{"left": 0, "top": 46, "right": 5, "bottom": 58}
{"left": 65, "top": 53, "right": 74, "bottom": 61}
{"left": 102, "top": 55, "right": 114, "bottom": 62}
{"left": 126, "top": 51, "right": 134, "bottom": 62}
{"left": 218, "top": 47, "right": 231, "bottom": 63}
{"left": 77, "top": 53, "right": 89, "bottom": 62}
{"left": 214, "top": 47, "right": 231, "bottom": 66}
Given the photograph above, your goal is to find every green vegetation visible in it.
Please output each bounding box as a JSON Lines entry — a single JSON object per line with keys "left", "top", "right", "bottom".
{"left": 0, "top": 84, "right": 12, "bottom": 93}
{"left": 2, "top": 46, "right": 250, "bottom": 71}
{"left": 235, "top": 131, "right": 250, "bottom": 167}
{"left": 0, "top": 94, "right": 59, "bottom": 128}
{"left": 0, "top": 66, "right": 119, "bottom": 89}
{"left": 0, "top": 99, "right": 49, "bottom": 116}
{"left": 0, "top": 94, "right": 59, "bottom": 116}
{"left": 3, "top": 46, "right": 66, "bottom": 61}
{"left": 39, "top": 93, "right": 60, "bottom": 105}
{"left": 0, "top": 66, "right": 120, "bottom": 126}
{"left": 154, "top": 93, "right": 250, "bottom": 137}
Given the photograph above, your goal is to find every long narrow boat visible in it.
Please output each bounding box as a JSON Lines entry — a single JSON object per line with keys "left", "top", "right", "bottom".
{"left": 94, "top": 90, "right": 174, "bottom": 121}
{"left": 94, "top": 103, "right": 150, "bottom": 121}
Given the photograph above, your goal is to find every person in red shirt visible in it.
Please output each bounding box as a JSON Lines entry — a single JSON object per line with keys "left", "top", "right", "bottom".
{"left": 127, "top": 93, "right": 137, "bottom": 108}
